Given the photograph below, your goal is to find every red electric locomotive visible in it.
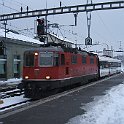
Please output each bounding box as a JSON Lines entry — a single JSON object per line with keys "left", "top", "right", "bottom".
{"left": 22, "top": 44, "right": 99, "bottom": 98}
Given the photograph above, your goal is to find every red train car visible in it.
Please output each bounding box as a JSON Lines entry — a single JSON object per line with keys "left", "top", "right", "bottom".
{"left": 22, "top": 45, "right": 99, "bottom": 98}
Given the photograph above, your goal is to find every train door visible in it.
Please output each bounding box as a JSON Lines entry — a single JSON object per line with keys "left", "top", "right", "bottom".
{"left": 60, "top": 53, "right": 70, "bottom": 77}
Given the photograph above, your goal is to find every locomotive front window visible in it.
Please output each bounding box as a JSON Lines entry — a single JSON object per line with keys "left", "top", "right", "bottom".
{"left": 24, "top": 52, "right": 34, "bottom": 67}
{"left": 39, "top": 52, "right": 53, "bottom": 66}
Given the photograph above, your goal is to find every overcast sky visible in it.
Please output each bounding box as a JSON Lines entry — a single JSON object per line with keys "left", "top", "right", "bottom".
{"left": 0, "top": 0, "right": 124, "bottom": 54}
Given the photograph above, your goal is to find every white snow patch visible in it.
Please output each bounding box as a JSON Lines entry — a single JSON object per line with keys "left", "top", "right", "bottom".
{"left": 0, "top": 95, "right": 29, "bottom": 112}
{"left": 0, "top": 29, "right": 42, "bottom": 44}
{"left": 67, "top": 82, "right": 124, "bottom": 124}
{"left": 0, "top": 78, "right": 22, "bottom": 86}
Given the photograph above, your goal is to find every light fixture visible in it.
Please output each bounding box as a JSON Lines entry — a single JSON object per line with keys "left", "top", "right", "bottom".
{"left": 25, "top": 76, "right": 29, "bottom": 79}
{"left": 34, "top": 52, "right": 38, "bottom": 56}
{"left": 46, "top": 76, "right": 51, "bottom": 80}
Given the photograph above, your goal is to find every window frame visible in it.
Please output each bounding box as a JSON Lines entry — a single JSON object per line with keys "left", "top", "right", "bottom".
{"left": 13, "top": 55, "right": 21, "bottom": 78}
{"left": 71, "top": 54, "right": 77, "bottom": 64}
{"left": 39, "top": 52, "right": 54, "bottom": 67}
{"left": 24, "top": 52, "right": 34, "bottom": 67}
{"left": 0, "top": 59, "right": 6, "bottom": 78}
{"left": 82, "top": 55, "right": 87, "bottom": 64}
{"left": 61, "top": 54, "right": 65, "bottom": 65}
{"left": 90, "top": 56, "right": 94, "bottom": 64}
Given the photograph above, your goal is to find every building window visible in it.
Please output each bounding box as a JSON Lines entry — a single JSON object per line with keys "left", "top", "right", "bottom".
{"left": 0, "top": 59, "right": 6, "bottom": 78}
{"left": 14, "top": 55, "right": 20, "bottom": 78}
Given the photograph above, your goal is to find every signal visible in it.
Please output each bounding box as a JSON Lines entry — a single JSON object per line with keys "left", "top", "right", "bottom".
{"left": 37, "top": 18, "right": 45, "bottom": 36}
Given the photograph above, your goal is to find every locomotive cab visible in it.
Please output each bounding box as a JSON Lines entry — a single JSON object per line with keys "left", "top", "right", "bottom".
{"left": 23, "top": 50, "right": 60, "bottom": 80}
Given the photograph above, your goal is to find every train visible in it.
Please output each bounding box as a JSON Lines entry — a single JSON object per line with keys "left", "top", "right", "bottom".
{"left": 20, "top": 44, "right": 121, "bottom": 99}
{"left": 99, "top": 56, "right": 121, "bottom": 77}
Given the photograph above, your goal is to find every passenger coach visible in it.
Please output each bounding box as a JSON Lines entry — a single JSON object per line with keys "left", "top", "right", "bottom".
{"left": 99, "top": 56, "right": 121, "bottom": 77}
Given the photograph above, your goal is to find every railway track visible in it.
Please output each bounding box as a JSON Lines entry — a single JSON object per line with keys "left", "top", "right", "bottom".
{"left": 0, "top": 98, "right": 31, "bottom": 111}
{"left": 0, "top": 73, "right": 122, "bottom": 120}
{"left": 1, "top": 73, "right": 121, "bottom": 119}
{"left": 0, "top": 83, "right": 19, "bottom": 92}
{"left": 1, "top": 89, "right": 24, "bottom": 99}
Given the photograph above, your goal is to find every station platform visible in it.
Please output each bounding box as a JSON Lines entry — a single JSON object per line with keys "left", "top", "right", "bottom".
{"left": 0, "top": 73, "right": 124, "bottom": 124}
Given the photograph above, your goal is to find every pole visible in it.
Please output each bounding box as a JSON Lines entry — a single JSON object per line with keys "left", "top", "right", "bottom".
{"left": 45, "top": 0, "right": 48, "bottom": 43}
{"left": 4, "top": 20, "right": 7, "bottom": 39}
{"left": 86, "top": 0, "right": 92, "bottom": 38}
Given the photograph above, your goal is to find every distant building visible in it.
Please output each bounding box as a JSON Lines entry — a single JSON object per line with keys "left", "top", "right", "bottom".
{"left": 103, "top": 48, "right": 113, "bottom": 57}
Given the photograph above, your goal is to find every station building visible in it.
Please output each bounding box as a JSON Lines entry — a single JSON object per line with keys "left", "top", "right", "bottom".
{"left": 0, "top": 29, "right": 73, "bottom": 80}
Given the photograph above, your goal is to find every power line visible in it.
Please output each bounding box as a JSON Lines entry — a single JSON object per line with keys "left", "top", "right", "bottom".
{"left": 95, "top": 11, "right": 117, "bottom": 42}
{"left": 0, "top": 2, "right": 19, "bottom": 12}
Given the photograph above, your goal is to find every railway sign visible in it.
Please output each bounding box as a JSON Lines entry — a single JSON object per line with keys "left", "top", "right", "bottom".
{"left": 85, "top": 37, "right": 92, "bottom": 45}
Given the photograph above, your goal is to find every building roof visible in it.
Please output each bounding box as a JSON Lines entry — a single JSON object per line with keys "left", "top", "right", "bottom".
{"left": 0, "top": 29, "right": 74, "bottom": 46}
{"left": 0, "top": 29, "right": 42, "bottom": 44}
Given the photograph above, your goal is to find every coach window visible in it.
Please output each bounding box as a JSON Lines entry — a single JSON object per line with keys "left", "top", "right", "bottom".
{"left": 90, "top": 56, "right": 94, "bottom": 64}
{"left": 61, "top": 54, "right": 65, "bottom": 65}
{"left": 0, "top": 59, "right": 6, "bottom": 78}
{"left": 71, "top": 55, "right": 77, "bottom": 64}
{"left": 82, "top": 56, "right": 86, "bottom": 64}
{"left": 14, "top": 55, "right": 20, "bottom": 78}
{"left": 100, "top": 61, "right": 108, "bottom": 68}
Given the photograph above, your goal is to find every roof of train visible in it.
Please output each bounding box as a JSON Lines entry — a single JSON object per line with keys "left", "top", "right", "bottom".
{"left": 25, "top": 45, "right": 98, "bottom": 56}
{"left": 99, "top": 56, "right": 121, "bottom": 63}
{"left": 26, "top": 46, "right": 64, "bottom": 52}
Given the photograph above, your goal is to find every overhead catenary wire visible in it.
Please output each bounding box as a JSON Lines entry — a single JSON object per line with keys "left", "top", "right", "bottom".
{"left": 95, "top": 11, "right": 117, "bottom": 43}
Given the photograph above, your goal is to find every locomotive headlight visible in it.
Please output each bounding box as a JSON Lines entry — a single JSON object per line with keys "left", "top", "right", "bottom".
{"left": 25, "top": 76, "right": 29, "bottom": 79}
{"left": 34, "top": 52, "right": 38, "bottom": 56}
{"left": 46, "top": 76, "right": 51, "bottom": 80}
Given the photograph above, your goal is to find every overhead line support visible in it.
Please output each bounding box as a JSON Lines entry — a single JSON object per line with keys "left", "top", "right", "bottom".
{"left": 0, "top": 1, "right": 124, "bottom": 21}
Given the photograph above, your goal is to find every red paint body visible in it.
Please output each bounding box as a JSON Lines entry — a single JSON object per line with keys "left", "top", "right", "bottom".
{"left": 22, "top": 46, "right": 99, "bottom": 98}
{"left": 23, "top": 50, "right": 99, "bottom": 80}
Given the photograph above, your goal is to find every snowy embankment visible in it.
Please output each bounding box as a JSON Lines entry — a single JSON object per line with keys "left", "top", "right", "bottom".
{"left": 0, "top": 78, "right": 22, "bottom": 86}
{"left": 67, "top": 82, "right": 124, "bottom": 124}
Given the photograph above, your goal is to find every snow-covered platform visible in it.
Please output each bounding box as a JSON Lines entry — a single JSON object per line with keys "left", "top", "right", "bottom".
{"left": 0, "top": 73, "right": 124, "bottom": 124}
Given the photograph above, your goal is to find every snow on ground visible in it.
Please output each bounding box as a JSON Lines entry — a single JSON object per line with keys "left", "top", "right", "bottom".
{"left": 0, "top": 78, "right": 22, "bottom": 86}
{"left": 0, "top": 95, "right": 29, "bottom": 112}
{"left": 67, "top": 82, "right": 124, "bottom": 124}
